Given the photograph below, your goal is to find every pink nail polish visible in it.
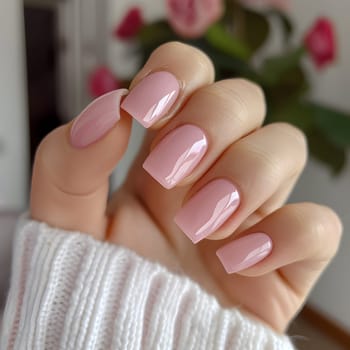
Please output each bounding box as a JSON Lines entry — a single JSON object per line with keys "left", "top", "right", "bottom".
{"left": 121, "top": 71, "right": 180, "bottom": 128}
{"left": 174, "top": 179, "right": 240, "bottom": 243}
{"left": 216, "top": 233, "right": 272, "bottom": 274}
{"left": 70, "top": 89, "right": 128, "bottom": 148}
{"left": 143, "top": 125, "right": 208, "bottom": 189}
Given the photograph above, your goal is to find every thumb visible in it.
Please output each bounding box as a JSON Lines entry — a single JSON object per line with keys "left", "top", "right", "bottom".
{"left": 30, "top": 89, "right": 131, "bottom": 239}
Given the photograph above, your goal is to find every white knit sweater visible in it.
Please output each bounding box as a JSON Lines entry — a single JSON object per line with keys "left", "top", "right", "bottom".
{"left": 0, "top": 218, "right": 295, "bottom": 349}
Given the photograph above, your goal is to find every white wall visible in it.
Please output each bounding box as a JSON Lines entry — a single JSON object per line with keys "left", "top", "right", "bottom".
{"left": 57, "top": 0, "right": 110, "bottom": 120}
{"left": 289, "top": 0, "right": 350, "bottom": 330}
{"left": 0, "top": 0, "right": 28, "bottom": 311}
{"left": 0, "top": 212, "right": 19, "bottom": 309}
{"left": 0, "top": 0, "right": 29, "bottom": 210}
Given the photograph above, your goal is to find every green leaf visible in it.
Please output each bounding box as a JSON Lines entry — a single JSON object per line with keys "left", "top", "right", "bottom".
{"left": 302, "top": 102, "right": 350, "bottom": 147}
{"left": 260, "top": 47, "right": 305, "bottom": 85}
{"left": 205, "top": 23, "right": 251, "bottom": 61}
{"left": 267, "top": 100, "right": 314, "bottom": 130}
{"left": 269, "top": 10, "right": 293, "bottom": 43}
{"left": 201, "top": 46, "right": 262, "bottom": 82}
{"left": 243, "top": 8, "right": 270, "bottom": 52}
{"left": 267, "top": 101, "right": 349, "bottom": 173}
{"left": 306, "top": 127, "right": 347, "bottom": 175}
{"left": 265, "top": 65, "right": 309, "bottom": 109}
{"left": 137, "top": 21, "right": 176, "bottom": 48}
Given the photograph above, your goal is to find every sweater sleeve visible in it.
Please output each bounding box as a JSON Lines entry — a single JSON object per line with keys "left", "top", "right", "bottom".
{"left": 1, "top": 218, "right": 295, "bottom": 350}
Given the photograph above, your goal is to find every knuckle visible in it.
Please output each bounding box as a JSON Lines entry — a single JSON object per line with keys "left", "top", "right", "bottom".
{"left": 238, "top": 139, "right": 284, "bottom": 183}
{"left": 270, "top": 122, "right": 308, "bottom": 170}
{"left": 291, "top": 203, "right": 342, "bottom": 260}
{"left": 151, "top": 41, "right": 181, "bottom": 54}
{"left": 233, "top": 78, "right": 265, "bottom": 101}
{"left": 233, "top": 78, "right": 266, "bottom": 113}
{"left": 230, "top": 123, "right": 308, "bottom": 187}
{"left": 34, "top": 126, "right": 62, "bottom": 164}
{"left": 151, "top": 42, "right": 214, "bottom": 78}
{"left": 316, "top": 205, "right": 343, "bottom": 247}
{"left": 154, "top": 41, "right": 191, "bottom": 52}
{"left": 151, "top": 41, "right": 190, "bottom": 58}
{"left": 273, "top": 123, "right": 307, "bottom": 149}
{"left": 220, "top": 78, "right": 266, "bottom": 121}
{"left": 199, "top": 78, "right": 266, "bottom": 124}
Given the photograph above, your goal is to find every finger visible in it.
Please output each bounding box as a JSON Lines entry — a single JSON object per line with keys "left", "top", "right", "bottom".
{"left": 142, "top": 79, "right": 266, "bottom": 189}
{"left": 216, "top": 203, "right": 342, "bottom": 294}
{"left": 214, "top": 203, "right": 342, "bottom": 333}
{"left": 30, "top": 90, "right": 132, "bottom": 239}
{"left": 174, "top": 123, "right": 307, "bottom": 243}
{"left": 120, "top": 41, "right": 215, "bottom": 128}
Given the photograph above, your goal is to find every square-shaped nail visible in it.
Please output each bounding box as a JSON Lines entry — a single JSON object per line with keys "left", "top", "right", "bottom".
{"left": 143, "top": 125, "right": 208, "bottom": 189}
{"left": 121, "top": 71, "right": 180, "bottom": 128}
{"left": 216, "top": 233, "right": 272, "bottom": 274}
{"left": 174, "top": 179, "right": 240, "bottom": 243}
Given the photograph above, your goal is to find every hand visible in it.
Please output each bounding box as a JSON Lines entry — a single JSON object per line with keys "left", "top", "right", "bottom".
{"left": 30, "top": 42, "right": 342, "bottom": 333}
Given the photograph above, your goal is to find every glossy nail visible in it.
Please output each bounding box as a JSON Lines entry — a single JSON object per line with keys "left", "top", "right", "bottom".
{"left": 70, "top": 89, "right": 128, "bottom": 148}
{"left": 174, "top": 179, "right": 240, "bottom": 243}
{"left": 121, "top": 71, "right": 180, "bottom": 128}
{"left": 216, "top": 233, "right": 272, "bottom": 274}
{"left": 143, "top": 125, "right": 208, "bottom": 189}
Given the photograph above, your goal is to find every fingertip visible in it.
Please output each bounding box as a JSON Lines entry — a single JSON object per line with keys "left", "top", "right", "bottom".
{"left": 123, "top": 42, "right": 215, "bottom": 129}
{"left": 120, "top": 71, "right": 180, "bottom": 128}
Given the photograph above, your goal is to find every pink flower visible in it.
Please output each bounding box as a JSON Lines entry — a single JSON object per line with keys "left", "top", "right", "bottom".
{"left": 239, "top": 0, "right": 290, "bottom": 12}
{"left": 88, "top": 66, "right": 120, "bottom": 98}
{"left": 113, "top": 7, "right": 144, "bottom": 40}
{"left": 304, "top": 17, "right": 336, "bottom": 69}
{"left": 167, "top": 0, "right": 224, "bottom": 38}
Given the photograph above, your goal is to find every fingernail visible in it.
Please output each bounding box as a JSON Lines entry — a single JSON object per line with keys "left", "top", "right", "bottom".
{"left": 121, "top": 71, "right": 180, "bottom": 128}
{"left": 70, "top": 89, "right": 128, "bottom": 148}
{"left": 216, "top": 233, "right": 272, "bottom": 274}
{"left": 174, "top": 179, "right": 240, "bottom": 243}
{"left": 143, "top": 125, "right": 208, "bottom": 189}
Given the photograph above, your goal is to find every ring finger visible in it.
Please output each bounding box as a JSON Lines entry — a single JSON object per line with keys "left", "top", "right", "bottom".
{"left": 174, "top": 122, "right": 308, "bottom": 243}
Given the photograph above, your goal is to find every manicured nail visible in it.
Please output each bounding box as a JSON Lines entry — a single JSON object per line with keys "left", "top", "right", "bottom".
{"left": 121, "top": 71, "right": 180, "bottom": 128}
{"left": 143, "top": 125, "right": 208, "bottom": 189}
{"left": 216, "top": 233, "right": 272, "bottom": 274}
{"left": 70, "top": 89, "right": 128, "bottom": 148}
{"left": 174, "top": 179, "right": 240, "bottom": 243}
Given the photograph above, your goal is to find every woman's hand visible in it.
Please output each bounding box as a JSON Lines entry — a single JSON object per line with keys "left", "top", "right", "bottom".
{"left": 30, "top": 42, "right": 342, "bottom": 333}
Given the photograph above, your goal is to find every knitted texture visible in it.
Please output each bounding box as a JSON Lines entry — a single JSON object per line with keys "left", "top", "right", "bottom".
{"left": 1, "top": 219, "right": 295, "bottom": 350}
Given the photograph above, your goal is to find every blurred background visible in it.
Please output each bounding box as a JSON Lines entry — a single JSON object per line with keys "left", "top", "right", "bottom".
{"left": 0, "top": 0, "right": 349, "bottom": 348}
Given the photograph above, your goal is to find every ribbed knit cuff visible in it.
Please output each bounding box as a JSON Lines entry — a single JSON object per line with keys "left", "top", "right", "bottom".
{"left": 1, "top": 218, "right": 295, "bottom": 350}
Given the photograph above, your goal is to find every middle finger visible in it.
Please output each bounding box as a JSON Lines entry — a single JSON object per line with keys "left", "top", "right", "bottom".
{"left": 143, "top": 78, "right": 266, "bottom": 189}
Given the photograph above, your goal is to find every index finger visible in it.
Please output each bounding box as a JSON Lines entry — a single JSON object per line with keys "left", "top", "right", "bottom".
{"left": 121, "top": 41, "right": 215, "bottom": 128}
